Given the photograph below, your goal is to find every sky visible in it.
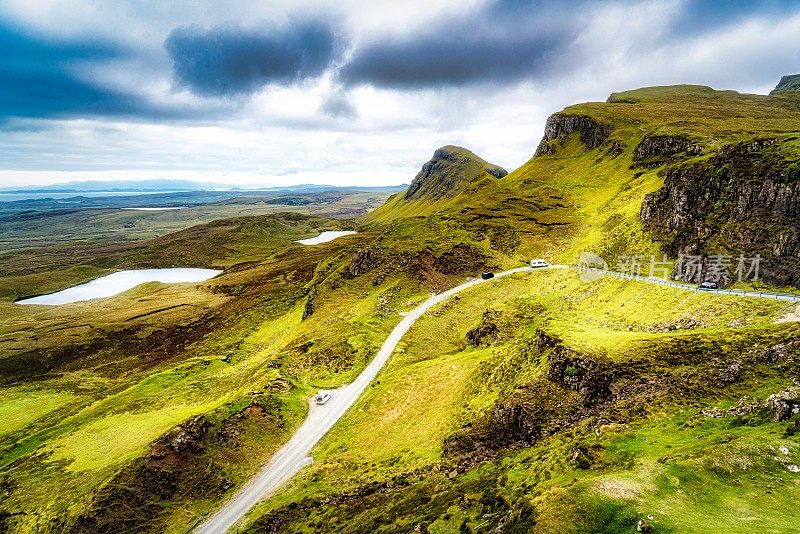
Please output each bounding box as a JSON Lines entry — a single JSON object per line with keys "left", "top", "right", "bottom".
{"left": 0, "top": 0, "right": 799, "bottom": 188}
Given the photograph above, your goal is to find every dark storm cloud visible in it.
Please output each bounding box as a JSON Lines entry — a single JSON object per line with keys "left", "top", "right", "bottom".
{"left": 0, "top": 20, "right": 158, "bottom": 120}
{"left": 164, "top": 22, "right": 337, "bottom": 97}
{"left": 338, "top": 0, "right": 800, "bottom": 91}
{"left": 340, "top": 34, "right": 569, "bottom": 89}
{"left": 339, "top": 0, "right": 583, "bottom": 89}
{"left": 340, "top": 2, "right": 576, "bottom": 89}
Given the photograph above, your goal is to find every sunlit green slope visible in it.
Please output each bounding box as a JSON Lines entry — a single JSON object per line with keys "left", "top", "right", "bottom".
{"left": 2, "top": 84, "right": 800, "bottom": 534}
{"left": 240, "top": 85, "right": 800, "bottom": 534}
{"left": 368, "top": 85, "right": 800, "bottom": 286}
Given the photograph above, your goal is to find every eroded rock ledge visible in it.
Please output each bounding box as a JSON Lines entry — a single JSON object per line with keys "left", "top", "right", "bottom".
{"left": 535, "top": 113, "right": 612, "bottom": 156}
{"left": 633, "top": 134, "right": 703, "bottom": 165}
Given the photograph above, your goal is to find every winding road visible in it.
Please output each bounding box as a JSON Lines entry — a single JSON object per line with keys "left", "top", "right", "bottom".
{"left": 194, "top": 266, "right": 543, "bottom": 533}
{"left": 194, "top": 263, "right": 798, "bottom": 533}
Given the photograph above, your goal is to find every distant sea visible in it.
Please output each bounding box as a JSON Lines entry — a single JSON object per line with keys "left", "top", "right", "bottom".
{"left": 0, "top": 191, "right": 185, "bottom": 202}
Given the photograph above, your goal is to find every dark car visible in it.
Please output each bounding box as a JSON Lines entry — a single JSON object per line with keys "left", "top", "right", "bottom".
{"left": 314, "top": 391, "right": 332, "bottom": 405}
{"left": 481, "top": 272, "right": 495, "bottom": 280}
{"left": 698, "top": 281, "right": 719, "bottom": 290}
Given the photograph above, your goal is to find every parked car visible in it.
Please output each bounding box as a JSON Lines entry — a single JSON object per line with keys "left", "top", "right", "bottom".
{"left": 530, "top": 259, "right": 549, "bottom": 268}
{"left": 314, "top": 391, "right": 332, "bottom": 405}
{"left": 698, "top": 281, "right": 719, "bottom": 290}
{"left": 481, "top": 271, "right": 495, "bottom": 280}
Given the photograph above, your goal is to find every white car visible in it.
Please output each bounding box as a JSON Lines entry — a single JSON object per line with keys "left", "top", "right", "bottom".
{"left": 314, "top": 392, "right": 332, "bottom": 405}
{"left": 530, "top": 259, "right": 549, "bottom": 268}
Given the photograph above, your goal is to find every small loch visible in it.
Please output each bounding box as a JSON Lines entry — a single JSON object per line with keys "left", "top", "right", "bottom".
{"left": 294, "top": 231, "right": 357, "bottom": 245}
{"left": 16, "top": 268, "right": 222, "bottom": 306}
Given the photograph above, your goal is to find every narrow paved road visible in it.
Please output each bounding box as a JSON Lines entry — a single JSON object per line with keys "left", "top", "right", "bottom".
{"left": 195, "top": 266, "right": 546, "bottom": 533}
{"left": 583, "top": 267, "right": 800, "bottom": 302}
{"left": 194, "top": 263, "right": 798, "bottom": 533}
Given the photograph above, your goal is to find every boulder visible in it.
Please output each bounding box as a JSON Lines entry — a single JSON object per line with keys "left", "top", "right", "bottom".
{"left": 766, "top": 387, "right": 800, "bottom": 421}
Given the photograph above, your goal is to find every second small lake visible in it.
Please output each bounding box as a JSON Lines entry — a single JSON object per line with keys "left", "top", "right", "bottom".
{"left": 295, "top": 231, "right": 357, "bottom": 245}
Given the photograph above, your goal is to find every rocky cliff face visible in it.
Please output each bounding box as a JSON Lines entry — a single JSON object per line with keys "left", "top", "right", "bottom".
{"left": 633, "top": 134, "right": 703, "bottom": 165}
{"left": 771, "top": 74, "right": 800, "bottom": 95}
{"left": 640, "top": 138, "right": 800, "bottom": 286}
{"left": 535, "top": 113, "right": 612, "bottom": 156}
{"left": 403, "top": 145, "right": 507, "bottom": 201}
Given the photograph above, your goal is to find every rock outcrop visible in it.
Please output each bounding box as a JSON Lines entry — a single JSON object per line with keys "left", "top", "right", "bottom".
{"left": 771, "top": 74, "right": 800, "bottom": 95}
{"left": 346, "top": 246, "right": 382, "bottom": 278}
{"left": 766, "top": 387, "right": 800, "bottom": 421}
{"left": 633, "top": 134, "right": 703, "bottom": 165}
{"left": 342, "top": 243, "right": 490, "bottom": 288}
{"left": 443, "top": 331, "right": 620, "bottom": 463}
{"left": 403, "top": 146, "right": 507, "bottom": 201}
{"left": 640, "top": 138, "right": 800, "bottom": 286}
{"left": 535, "top": 113, "right": 612, "bottom": 156}
{"left": 466, "top": 310, "right": 502, "bottom": 347}
{"left": 70, "top": 398, "right": 285, "bottom": 533}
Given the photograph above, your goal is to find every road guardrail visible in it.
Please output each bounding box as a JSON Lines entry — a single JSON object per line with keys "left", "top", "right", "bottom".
{"left": 578, "top": 267, "right": 800, "bottom": 302}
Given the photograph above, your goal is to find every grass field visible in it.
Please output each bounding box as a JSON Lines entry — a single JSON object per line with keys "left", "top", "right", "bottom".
{"left": 0, "top": 189, "right": 396, "bottom": 253}
{"left": 243, "top": 269, "right": 800, "bottom": 533}
{"left": 1, "top": 84, "right": 799, "bottom": 533}
{"left": 0, "top": 389, "right": 81, "bottom": 440}
{"left": 237, "top": 85, "right": 800, "bottom": 533}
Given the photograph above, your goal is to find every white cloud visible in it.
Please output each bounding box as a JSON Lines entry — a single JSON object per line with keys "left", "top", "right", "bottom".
{"left": 0, "top": 0, "right": 798, "bottom": 188}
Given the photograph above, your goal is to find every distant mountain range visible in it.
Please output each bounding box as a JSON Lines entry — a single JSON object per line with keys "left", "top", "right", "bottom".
{"left": 0, "top": 179, "right": 231, "bottom": 193}
{"left": 0, "top": 179, "right": 407, "bottom": 194}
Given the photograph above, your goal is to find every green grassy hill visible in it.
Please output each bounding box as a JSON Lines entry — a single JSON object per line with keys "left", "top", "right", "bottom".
{"left": 367, "top": 145, "right": 507, "bottom": 221}
{"left": 367, "top": 85, "right": 800, "bottom": 288}
{"left": 238, "top": 84, "right": 800, "bottom": 533}
{"left": 1, "top": 83, "right": 800, "bottom": 534}
{"left": 771, "top": 74, "right": 800, "bottom": 95}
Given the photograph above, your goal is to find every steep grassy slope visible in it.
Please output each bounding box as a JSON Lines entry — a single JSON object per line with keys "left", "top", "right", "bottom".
{"left": 364, "top": 147, "right": 568, "bottom": 276}
{"left": 0, "top": 208, "right": 513, "bottom": 532}
{"left": 366, "top": 85, "right": 800, "bottom": 288}
{"left": 2, "top": 83, "right": 800, "bottom": 534}
{"left": 236, "top": 84, "right": 800, "bottom": 533}
{"left": 244, "top": 269, "right": 800, "bottom": 533}
{"left": 368, "top": 146, "right": 507, "bottom": 221}
{"left": 771, "top": 74, "right": 800, "bottom": 95}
